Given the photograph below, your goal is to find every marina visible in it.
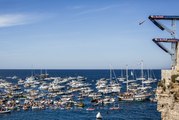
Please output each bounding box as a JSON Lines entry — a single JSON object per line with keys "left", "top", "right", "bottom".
{"left": 0, "top": 69, "right": 160, "bottom": 120}
{"left": 0, "top": 0, "right": 178, "bottom": 119}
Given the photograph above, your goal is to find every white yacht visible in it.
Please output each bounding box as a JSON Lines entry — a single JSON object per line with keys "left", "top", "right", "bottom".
{"left": 25, "top": 76, "right": 36, "bottom": 84}
{"left": 39, "top": 83, "right": 49, "bottom": 90}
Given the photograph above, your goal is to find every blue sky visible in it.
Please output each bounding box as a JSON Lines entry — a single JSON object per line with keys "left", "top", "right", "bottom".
{"left": 0, "top": 0, "right": 179, "bottom": 69}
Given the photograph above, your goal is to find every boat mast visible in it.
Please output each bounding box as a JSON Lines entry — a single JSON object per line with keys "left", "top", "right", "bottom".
{"left": 45, "top": 69, "right": 48, "bottom": 75}
{"left": 112, "top": 69, "right": 118, "bottom": 83}
{"left": 126, "top": 65, "right": 128, "bottom": 92}
{"left": 40, "top": 69, "right": 43, "bottom": 75}
{"left": 141, "top": 60, "right": 144, "bottom": 88}
{"left": 110, "top": 67, "right": 112, "bottom": 82}
{"left": 31, "top": 65, "right": 34, "bottom": 76}
{"left": 121, "top": 69, "right": 123, "bottom": 78}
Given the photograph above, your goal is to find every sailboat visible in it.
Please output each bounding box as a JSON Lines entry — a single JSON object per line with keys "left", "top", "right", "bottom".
{"left": 119, "top": 65, "right": 135, "bottom": 101}
{"left": 118, "top": 69, "right": 125, "bottom": 82}
{"left": 136, "top": 60, "right": 149, "bottom": 90}
{"left": 119, "top": 62, "right": 152, "bottom": 101}
{"left": 96, "top": 67, "right": 121, "bottom": 94}
{"left": 123, "top": 70, "right": 137, "bottom": 83}
{"left": 136, "top": 61, "right": 145, "bottom": 81}
{"left": 143, "top": 69, "right": 157, "bottom": 84}
{"left": 109, "top": 67, "right": 121, "bottom": 93}
{"left": 128, "top": 70, "right": 139, "bottom": 92}
{"left": 134, "top": 61, "right": 152, "bottom": 101}
{"left": 39, "top": 69, "right": 49, "bottom": 79}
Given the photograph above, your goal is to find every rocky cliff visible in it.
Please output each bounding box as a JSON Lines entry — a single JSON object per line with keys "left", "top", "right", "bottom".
{"left": 156, "top": 70, "right": 179, "bottom": 120}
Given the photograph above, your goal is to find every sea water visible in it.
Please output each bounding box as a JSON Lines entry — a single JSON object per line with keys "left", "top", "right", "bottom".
{"left": 0, "top": 69, "right": 161, "bottom": 120}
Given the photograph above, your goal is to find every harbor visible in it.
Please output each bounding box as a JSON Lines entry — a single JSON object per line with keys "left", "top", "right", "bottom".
{"left": 1, "top": 0, "right": 178, "bottom": 119}
{"left": 0, "top": 69, "right": 160, "bottom": 119}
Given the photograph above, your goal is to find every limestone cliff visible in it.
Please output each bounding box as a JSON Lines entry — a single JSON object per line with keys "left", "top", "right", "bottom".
{"left": 156, "top": 70, "right": 179, "bottom": 120}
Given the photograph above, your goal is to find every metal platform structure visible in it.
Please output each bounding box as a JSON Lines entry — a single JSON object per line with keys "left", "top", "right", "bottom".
{"left": 149, "top": 15, "right": 179, "bottom": 67}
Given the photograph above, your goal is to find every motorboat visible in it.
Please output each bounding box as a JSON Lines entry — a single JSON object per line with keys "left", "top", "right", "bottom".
{"left": 86, "top": 107, "right": 95, "bottom": 111}
{"left": 118, "top": 92, "right": 134, "bottom": 101}
{"left": 0, "top": 108, "right": 11, "bottom": 114}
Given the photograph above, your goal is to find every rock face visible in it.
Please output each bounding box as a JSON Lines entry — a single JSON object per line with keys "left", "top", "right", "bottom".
{"left": 156, "top": 70, "right": 179, "bottom": 120}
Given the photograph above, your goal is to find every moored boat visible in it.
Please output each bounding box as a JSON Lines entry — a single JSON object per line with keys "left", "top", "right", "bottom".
{"left": 0, "top": 110, "right": 11, "bottom": 114}
{"left": 86, "top": 107, "right": 95, "bottom": 111}
{"left": 0, "top": 108, "right": 11, "bottom": 114}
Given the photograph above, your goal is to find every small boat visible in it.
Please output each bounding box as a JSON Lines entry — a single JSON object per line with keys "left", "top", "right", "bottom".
{"left": 23, "top": 106, "right": 28, "bottom": 110}
{"left": 0, "top": 110, "right": 11, "bottom": 114}
{"left": 109, "top": 104, "right": 120, "bottom": 110}
{"left": 32, "top": 106, "right": 40, "bottom": 110}
{"left": 118, "top": 92, "right": 134, "bottom": 101}
{"left": 39, "top": 84, "right": 49, "bottom": 90}
{"left": 0, "top": 108, "right": 11, "bottom": 114}
{"left": 86, "top": 107, "right": 95, "bottom": 111}
{"left": 76, "top": 102, "right": 85, "bottom": 108}
{"left": 149, "top": 96, "right": 157, "bottom": 102}
{"left": 12, "top": 76, "right": 18, "bottom": 79}
{"left": 109, "top": 107, "right": 120, "bottom": 110}
{"left": 18, "top": 79, "right": 24, "bottom": 85}
{"left": 134, "top": 93, "right": 151, "bottom": 101}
